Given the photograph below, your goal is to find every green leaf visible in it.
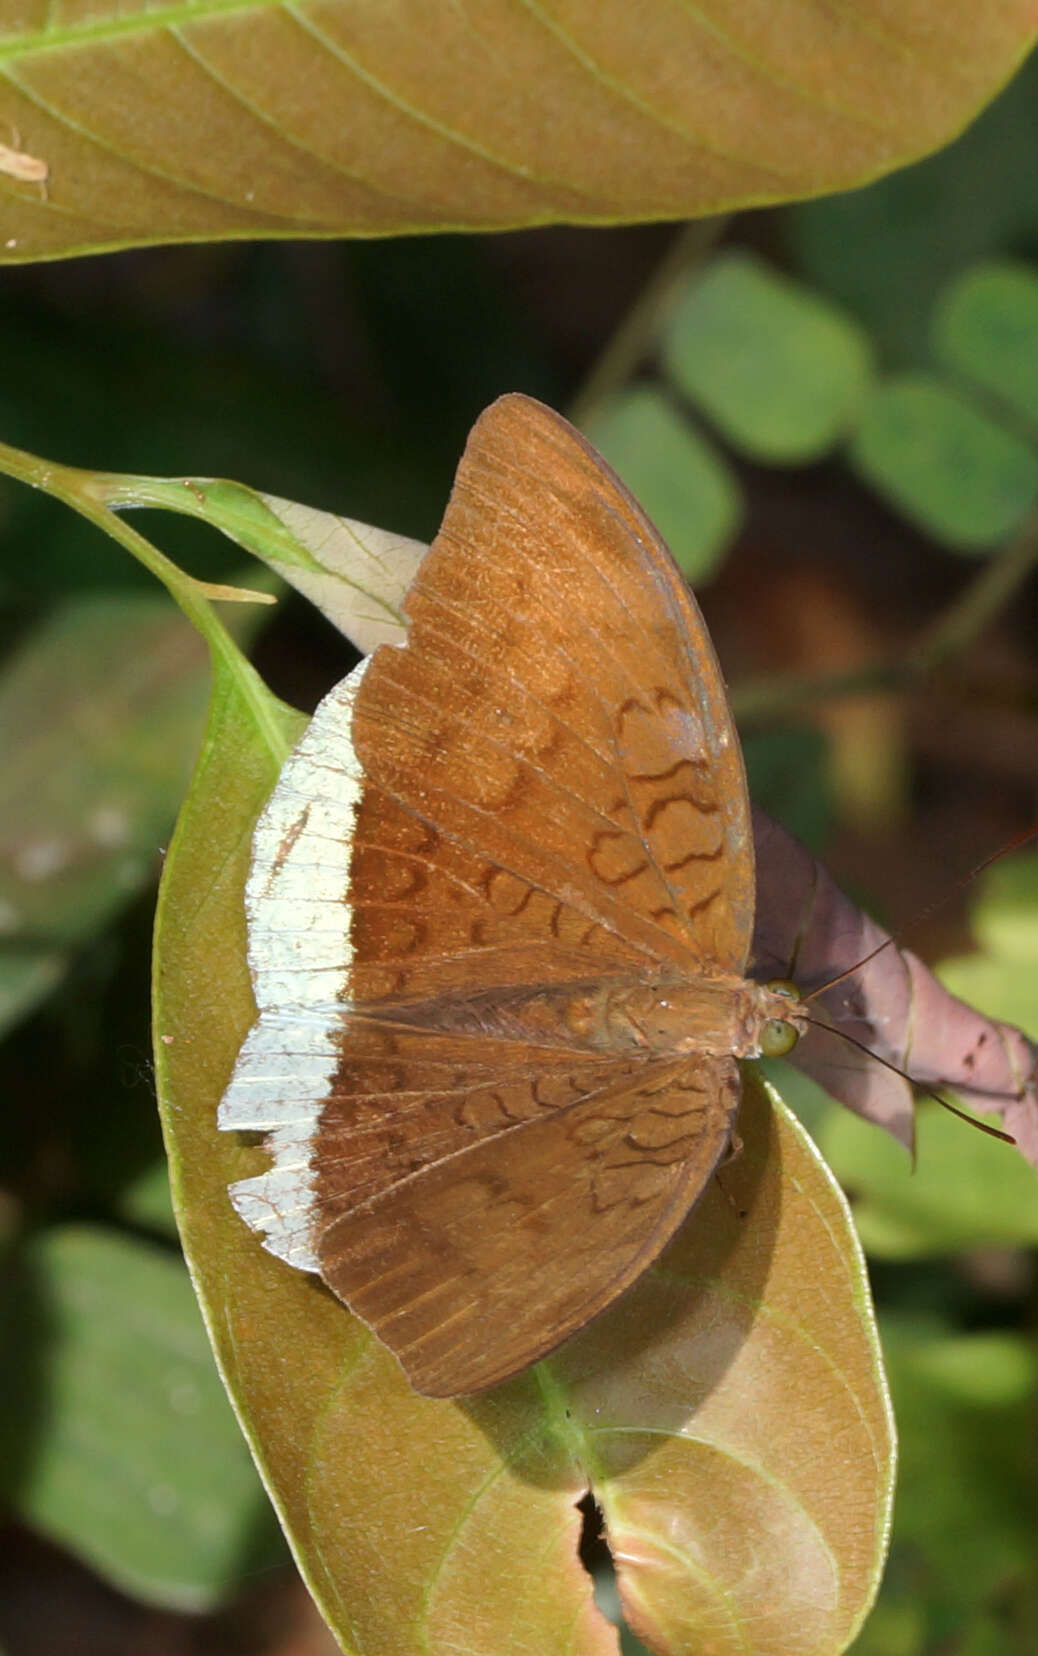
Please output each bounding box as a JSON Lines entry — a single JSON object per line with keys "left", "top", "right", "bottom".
{"left": 581, "top": 388, "right": 740, "bottom": 580}
{"left": 588, "top": 1077, "right": 894, "bottom": 1656}
{"left": 0, "top": 1225, "right": 283, "bottom": 1609}
{"left": 933, "top": 261, "right": 1038, "bottom": 429}
{"left": 849, "top": 375, "right": 1038, "bottom": 551}
{"left": 108, "top": 475, "right": 423, "bottom": 653}
{"left": 0, "top": 593, "right": 213, "bottom": 1034}
{"left": 154, "top": 647, "right": 894, "bottom": 1655}
{"left": 0, "top": 4, "right": 1036, "bottom": 258}
{"left": 661, "top": 253, "right": 873, "bottom": 463}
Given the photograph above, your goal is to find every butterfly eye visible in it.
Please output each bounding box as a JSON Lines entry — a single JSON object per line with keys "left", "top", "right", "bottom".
{"left": 764, "top": 978, "right": 800, "bottom": 1002}
{"left": 761, "top": 1018, "right": 799, "bottom": 1058}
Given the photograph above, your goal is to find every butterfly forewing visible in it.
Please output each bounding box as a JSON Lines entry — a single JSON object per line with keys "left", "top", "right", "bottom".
{"left": 389, "top": 395, "right": 753, "bottom": 973}
{"left": 221, "top": 394, "right": 759, "bottom": 1395}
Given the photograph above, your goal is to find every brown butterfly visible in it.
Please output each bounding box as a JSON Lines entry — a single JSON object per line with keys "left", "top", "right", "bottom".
{"left": 218, "top": 394, "right": 805, "bottom": 1397}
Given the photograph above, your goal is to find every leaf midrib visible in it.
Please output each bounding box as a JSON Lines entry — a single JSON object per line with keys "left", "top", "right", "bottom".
{"left": 0, "top": 0, "right": 281, "bottom": 62}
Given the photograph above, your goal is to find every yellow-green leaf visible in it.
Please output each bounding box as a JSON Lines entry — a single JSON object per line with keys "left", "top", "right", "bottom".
{"left": 154, "top": 645, "right": 894, "bottom": 1655}
{"left": 1, "top": 3, "right": 1036, "bottom": 260}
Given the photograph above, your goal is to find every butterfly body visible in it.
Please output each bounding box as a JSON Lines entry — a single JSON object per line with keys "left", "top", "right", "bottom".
{"left": 219, "top": 394, "right": 800, "bottom": 1397}
{"left": 347, "top": 969, "right": 802, "bottom": 1060}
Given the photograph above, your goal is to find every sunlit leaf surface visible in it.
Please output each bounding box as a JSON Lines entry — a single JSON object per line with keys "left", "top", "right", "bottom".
{"left": 154, "top": 647, "right": 894, "bottom": 1655}
{"left": 0, "top": 2, "right": 1035, "bottom": 259}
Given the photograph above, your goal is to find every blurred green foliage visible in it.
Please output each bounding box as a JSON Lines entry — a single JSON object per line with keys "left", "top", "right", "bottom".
{"left": 575, "top": 246, "right": 1038, "bottom": 563}
{"left": 850, "top": 376, "right": 1038, "bottom": 551}
{"left": 788, "top": 51, "right": 1038, "bottom": 367}
{"left": 661, "top": 252, "right": 873, "bottom": 464}
{"left": 0, "top": 1227, "right": 284, "bottom": 1608}
{"left": 943, "top": 851, "right": 1038, "bottom": 1036}
{"left": 934, "top": 262, "right": 1038, "bottom": 429}
{"left": 775, "top": 1051, "right": 1038, "bottom": 1264}
{"left": 0, "top": 595, "right": 214, "bottom": 1035}
{"left": 853, "top": 1320, "right": 1038, "bottom": 1656}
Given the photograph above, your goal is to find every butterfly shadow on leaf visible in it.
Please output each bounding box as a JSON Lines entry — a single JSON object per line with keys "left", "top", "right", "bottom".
{"left": 460, "top": 1071, "right": 779, "bottom": 1489}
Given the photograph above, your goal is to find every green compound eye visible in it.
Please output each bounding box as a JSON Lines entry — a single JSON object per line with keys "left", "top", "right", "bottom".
{"left": 760, "top": 1017, "right": 799, "bottom": 1057}
{"left": 759, "top": 979, "right": 802, "bottom": 1057}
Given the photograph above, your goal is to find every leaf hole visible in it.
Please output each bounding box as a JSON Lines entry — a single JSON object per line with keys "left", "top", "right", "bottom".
{"left": 577, "top": 1491, "right": 649, "bottom": 1654}
{"left": 577, "top": 1488, "right": 607, "bottom": 1574}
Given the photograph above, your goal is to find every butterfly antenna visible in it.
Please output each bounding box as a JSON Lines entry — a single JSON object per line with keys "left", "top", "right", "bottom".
{"left": 969, "top": 821, "right": 1038, "bottom": 875}
{"left": 800, "top": 937, "right": 895, "bottom": 1004}
{"left": 801, "top": 822, "right": 1038, "bottom": 1006}
{"left": 803, "top": 1015, "right": 1017, "bottom": 1146}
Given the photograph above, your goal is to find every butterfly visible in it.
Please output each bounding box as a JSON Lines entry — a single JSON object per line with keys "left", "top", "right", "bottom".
{"left": 218, "top": 393, "right": 805, "bottom": 1397}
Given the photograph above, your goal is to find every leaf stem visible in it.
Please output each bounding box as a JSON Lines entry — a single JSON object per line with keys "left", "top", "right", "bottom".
{"left": 731, "top": 509, "right": 1038, "bottom": 725}
{"left": 0, "top": 434, "right": 283, "bottom": 748}
{"left": 907, "top": 509, "right": 1038, "bottom": 673}
{"left": 568, "top": 217, "right": 728, "bottom": 427}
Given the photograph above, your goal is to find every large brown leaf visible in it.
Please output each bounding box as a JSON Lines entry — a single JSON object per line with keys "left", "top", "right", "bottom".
{"left": 153, "top": 641, "right": 893, "bottom": 1656}
{"left": 0, "top": 2, "right": 1035, "bottom": 260}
